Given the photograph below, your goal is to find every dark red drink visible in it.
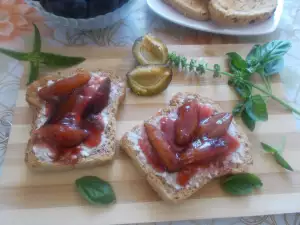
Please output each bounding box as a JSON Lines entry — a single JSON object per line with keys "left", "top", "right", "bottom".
{"left": 35, "top": 0, "right": 130, "bottom": 19}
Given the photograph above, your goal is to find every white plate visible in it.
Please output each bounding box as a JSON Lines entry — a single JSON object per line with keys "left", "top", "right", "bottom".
{"left": 147, "top": 0, "right": 284, "bottom": 36}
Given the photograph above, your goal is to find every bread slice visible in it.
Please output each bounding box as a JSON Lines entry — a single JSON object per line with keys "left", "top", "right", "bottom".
{"left": 25, "top": 68, "right": 126, "bottom": 171}
{"left": 121, "top": 92, "right": 252, "bottom": 203}
{"left": 209, "top": 0, "right": 277, "bottom": 26}
{"left": 163, "top": 0, "right": 210, "bottom": 21}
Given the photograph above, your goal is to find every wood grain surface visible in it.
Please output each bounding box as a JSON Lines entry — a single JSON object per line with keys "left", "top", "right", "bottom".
{"left": 1, "top": 45, "right": 300, "bottom": 225}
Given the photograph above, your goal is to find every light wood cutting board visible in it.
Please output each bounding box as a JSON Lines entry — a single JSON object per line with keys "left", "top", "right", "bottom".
{"left": 1, "top": 45, "right": 300, "bottom": 225}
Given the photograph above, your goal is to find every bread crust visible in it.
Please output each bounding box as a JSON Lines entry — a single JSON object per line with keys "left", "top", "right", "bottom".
{"left": 25, "top": 68, "right": 126, "bottom": 171}
{"left": 121, "top": 92, "right": 253, "bottom": 203}
{"left": 208, "top": 0, "right": 277, "bottom": 26}
{"left": 163, "top": 0, "right": 210, "bottom": 21}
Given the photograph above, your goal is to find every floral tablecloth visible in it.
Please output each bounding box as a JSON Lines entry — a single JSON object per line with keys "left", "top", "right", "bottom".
{"left": 0, "top": 0, "right": 299, "bottom": 224}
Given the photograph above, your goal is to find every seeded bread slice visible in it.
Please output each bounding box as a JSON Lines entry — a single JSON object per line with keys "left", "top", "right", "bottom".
{"left": 163, "top": 0, "right": 210, "bottom": 21}
{"left": 25, "top": 68, "right": 126, "bottom": 171}
{"left": 121, "top": 92, "right": 252, "bottom": 203}
{"left": 208, "top": 0, "right": 277, "bottom": 26}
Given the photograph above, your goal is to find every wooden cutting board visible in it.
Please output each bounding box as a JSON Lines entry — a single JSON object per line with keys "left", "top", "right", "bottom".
{"left": 1, "top": 44, "right": 300, "bottom": 225}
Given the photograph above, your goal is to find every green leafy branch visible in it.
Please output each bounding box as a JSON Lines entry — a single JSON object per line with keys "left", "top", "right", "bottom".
{"left": 0, "top": 24, "right": 86, "bottom": 84}
{"left": 168, "top": 40, "right": 300, "bottom": 131}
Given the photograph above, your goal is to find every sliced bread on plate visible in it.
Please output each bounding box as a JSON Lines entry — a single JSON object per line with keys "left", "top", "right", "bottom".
{"left": 208, "top": 0, "right": 277, "bottom": 25}
{"left": 163, "top": 0, "right": 210, "bottom": 21}
{"left": 26, "top": 68, "right": 126, "bottom": 171}
{"left": 121, "top": 92, "right": 252, "bottom": 203}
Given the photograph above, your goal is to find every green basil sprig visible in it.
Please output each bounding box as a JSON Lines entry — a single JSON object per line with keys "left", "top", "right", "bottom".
{"left": 75, "top": 176, "right": 116, "bottom": 205}
{"left": 167, "top": 40, "right": 300, "bottom": 131}
{"left": 221, "top": 173, "right": 263, "bottom": 196}
{"left": 0, "top": 24, "right": 85, "bottom": 84}
{"left": 225, "top": 41, "right": 290, "bottom": 130}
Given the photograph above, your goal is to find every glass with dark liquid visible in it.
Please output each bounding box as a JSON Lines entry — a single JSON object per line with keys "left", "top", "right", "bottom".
{"left": 35, "top": 0, "right": 130, "bottom": 19}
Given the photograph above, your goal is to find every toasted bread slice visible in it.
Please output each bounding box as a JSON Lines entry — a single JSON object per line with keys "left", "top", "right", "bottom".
{"left": 25, "top": 68, "right": 126, "bottom": 171}
{"left": 209, "top": 0, "right": 277, "bottom": 25}
{"left": 163, "top": 0, "right": 210, "bottom": 21}
{"left": 121, "top": 92, "right": 252, "bottom": 203}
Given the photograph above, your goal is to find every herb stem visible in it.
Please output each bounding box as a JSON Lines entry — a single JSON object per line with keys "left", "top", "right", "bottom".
{"left": 246, "top": 81, "right": 300, "bottom": 116}
{"left": 206, "top": 67, "right": 300, "bottom": 116}
{"left": 260, "top": 73, "right": 271, "bottom": 93}
{"left": 206, "top": 68, "right": 234, "bottom": 78}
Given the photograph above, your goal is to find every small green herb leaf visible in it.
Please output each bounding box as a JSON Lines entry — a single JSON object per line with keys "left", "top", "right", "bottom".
{"left": 196, "top": 63, "right": 205, "bottom": 75}
{"left": 232, "top": 102, "right": 245, "bottom": 116}
{"left": 28, "top": 61, "right": 40, "bottom": 85}
{"left": 274, "top": 152, "right": 294, "bottom": 171}
{"left": 0, "top": 48, "right": 30, "bottom": 61}
{"left": 75, "top": 176, "right": 116, "bottom": 205}
{"left": 0, "top": 24, "right": 86, "bottom": 84}
{"left": 261, "top": 141, "right": 293, "bottom": 171}
{"left": 246, "top": 41, "right": 291, "bottom": 70}
{"left": 221, "top": 173, "right": 263, "bottom": 195}
{"left": 241, "top": 109, "right": 256, "bottom": 131}
{"left": 245, "top": 95, "right": 268, "bottom": 121}
{"left": 264, "top": 58, "right": 284, "bottom": 76}
{"left": 260, "top": 40, "right": 291, "bottom": 65}
{"left": 39, "top": 52, "right": 85, "bottom": 67}
{"left": 261, "top": 142, "right": 277, "bottom": 153}
{"left": 180, "top": 56, "right": 187, "bottom": 69}
{"left": 246, "top": 44, "right": 261, "bottom": 68}
{"left": 189, "top": 59, "right": 196, "bottom": 71}
{"left": 33, "top": 24, "right": 41, "bottom": 53}
{"left": 227, "top": 52, "right": 247, "bottom": 72}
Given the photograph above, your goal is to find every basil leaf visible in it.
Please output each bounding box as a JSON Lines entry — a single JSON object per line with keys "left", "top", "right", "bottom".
{"left": 261, "top": 142, "right": 277, "bottom": 153}
{"left": 261, "top": 141, "right": 293, "bottom": 171}
{"left": 274, "top": 152, "right": 294, "bottom": 171}
{"left": 245, "top": 95, "right": 268, "bottom": 121}
{"left": 247, "top": 41, "right": 291, "bottom": 67}
{"left": 221, "top": 173, "right": 263, "bottom": 195}
{"left": 264, "top": 58, "right": 284, "bottom": 76}
{"left": 227, "top": 52, "right": 247, "bottom": 71}
{"left": 232, "top": 102, "right": 245, "bottom": 116}
{"left": 33, "top": 24, "right": 41, "bottom": 53}
{"left": 241, "top": 109, "right": 255, "bottom": 131}
{"left": 28, "top": 61, "right": 40, "bottom": 85}
{"left": 260, "top": 40, "right": 291, "bottom": 65}
{"left": 0, "top": 48, "right": 30, "bottom": 61}
{"left": 227, "top": 52, "right": 252, "bottom": 80}
{"left": 75, "top": 176, "right": 116, "bottom": 205}
{"left": 39, "top": 52, "right": 85, "bottom": 67}
{"left": 246, "top": 44, "right": 261, "bottom": 68}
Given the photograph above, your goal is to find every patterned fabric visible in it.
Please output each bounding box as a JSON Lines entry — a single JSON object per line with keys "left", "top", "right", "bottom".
{"left": 0, "top": 0, "right": 299, "bottom": 224}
